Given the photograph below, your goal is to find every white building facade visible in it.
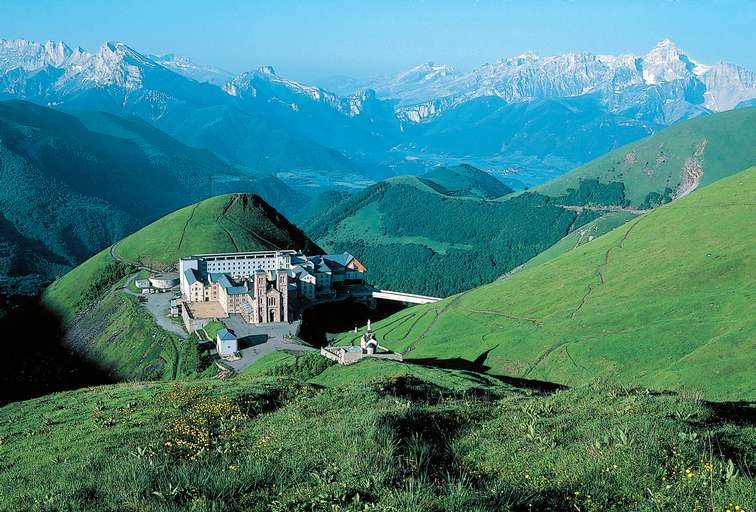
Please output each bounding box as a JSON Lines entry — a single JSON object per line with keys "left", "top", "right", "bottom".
{"left": 178, "top": 250, "right": 366, "bottom": 327}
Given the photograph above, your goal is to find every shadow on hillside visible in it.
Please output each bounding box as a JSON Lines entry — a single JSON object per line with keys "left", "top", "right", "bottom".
{"left": 0, "top": 296, "right": 115, "bottom": 406}
{"left": 705, "top": 400, "right": 756, "bottom": 425}
{"left": 299, "top": 298, "right": 406, "bottom": 347}
{"left": 406, "top": 346, "right": 568, "bottom": 394}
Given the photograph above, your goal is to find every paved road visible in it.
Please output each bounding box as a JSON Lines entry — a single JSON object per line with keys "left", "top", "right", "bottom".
{"left": 144, "top": 292, "right": 188, "bottom": 339}
{"left": 221, "top": 317, "right": 316, "bottom": 373}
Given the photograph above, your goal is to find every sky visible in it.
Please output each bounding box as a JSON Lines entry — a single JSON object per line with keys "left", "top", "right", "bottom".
{"left": 2, "top": 0, "right": 755, "bottom": 82}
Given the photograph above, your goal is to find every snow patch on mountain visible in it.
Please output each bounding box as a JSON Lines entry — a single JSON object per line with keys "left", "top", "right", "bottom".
{"left": 150, "top": 53, "right": 234, "bottom": 85}
{"left": 379, "top": 39, "right": 756, "bottom": 123}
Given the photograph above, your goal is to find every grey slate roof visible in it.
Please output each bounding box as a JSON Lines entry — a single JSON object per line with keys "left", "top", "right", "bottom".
{"left": 217, "top": 328, "right": 236, "bottom": 341}
{"left": 209, "top": 273, "right": 233, "bottom": 289}
{"left": 183, "top": 268, "right": 199, "bottom": 285}
{"left": 324, "top": 252, "right": 354, "bottom": 268}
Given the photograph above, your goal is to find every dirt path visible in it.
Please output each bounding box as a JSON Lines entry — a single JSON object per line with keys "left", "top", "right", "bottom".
{"left": 221, "top": 214, "right": 282, "bottom": 250}
{"left": 222, "top": 227, "right": 241, "bottom": 252}
{"left": 176, "top": 202, "right": 200, "bottom": 254}
{"left": 568, "top": 215, "right": 644, "bottom": 320}
{"left": 464, "top": 308, "right": 543, "bottom": 327}
{"left": 558, "top": 204, "right": 645, "bottom": 214}
{"left": 110, "top": 242, "right": 157, "bottom": 272}
{"left": 402, "top": 290, "right": 470, "bottom": 355}
{"left": 521, "top": 338, "right": 573, "bottom": 378}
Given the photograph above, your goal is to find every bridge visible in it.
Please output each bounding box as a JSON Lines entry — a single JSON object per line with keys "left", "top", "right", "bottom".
{"left": 372, "top": 289, "right": 442, "bottom": 305}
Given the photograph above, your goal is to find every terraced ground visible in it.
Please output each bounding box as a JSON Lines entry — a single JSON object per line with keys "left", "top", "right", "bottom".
{"left": 334, "top": 167, "right": 756, "bottom": 401}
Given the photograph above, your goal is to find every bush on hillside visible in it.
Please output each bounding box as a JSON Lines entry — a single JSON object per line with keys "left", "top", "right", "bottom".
{"left": 75, "top": 260, "right": 133, "bottom": 312}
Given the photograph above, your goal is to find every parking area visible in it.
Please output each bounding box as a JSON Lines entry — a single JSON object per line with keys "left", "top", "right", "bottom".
{"left": 221, "top": 317, "right": 315, "bottom": 373}
{"left": 131, "top": 280, "right": 315, "bottom": 372}
{"left": 143, "top": 291, "right": 188, "bottom": 339}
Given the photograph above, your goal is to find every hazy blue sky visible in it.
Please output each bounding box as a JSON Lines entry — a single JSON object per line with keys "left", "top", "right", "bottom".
{"left": 2, "top": 0, "right": 755, "bottom": 81}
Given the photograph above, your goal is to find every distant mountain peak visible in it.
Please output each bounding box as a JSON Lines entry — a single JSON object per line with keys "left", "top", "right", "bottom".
{"left": 149, "top": 52, "right": 234, "bottom": 85}
{"left": 654, "top": 38, "right": 677, "bottom": 49}
{"left": 512, "top": 51, "right": 540, "bottom": 62}
{"left": 0, "top": 38, "right": 88, "bottom": 72}
{"left": 101, "top": 41, "right": 154, "bottom": 65}
{"left": 258, "top": 65, "right": 276, "bottom": 75}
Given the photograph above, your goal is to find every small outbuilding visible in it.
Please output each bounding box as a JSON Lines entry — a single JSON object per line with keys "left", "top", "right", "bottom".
{"left": 134, "top": 279, "right": 151, "bottom": 290}
{"left": 216, "top": 328, "right": 238, "bottom": 358}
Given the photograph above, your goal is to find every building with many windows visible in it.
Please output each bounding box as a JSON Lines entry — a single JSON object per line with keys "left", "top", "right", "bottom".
{"left": 178, "top": 250, "right": 366, "bottom": 326}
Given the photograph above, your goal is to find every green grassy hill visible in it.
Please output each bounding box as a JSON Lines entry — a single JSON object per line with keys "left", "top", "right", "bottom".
{"left": 336, "top": 167, "right": 756, "bottom": 401}
{"left": 0, "top": 101, "right": 306, "bottom": 302}
{"left": 419, "top": 164, "right": 513, "bottom": 199}
{"left": 41, "top": 193, "right": 321, "bottom": 383}
{"left": 0, "top": 357, "right": 753, "bottom": 511}
{"left": 305, "top": 109, "right": 756, "bottom": 298}
{"left": 514, "top": 211, "right": 640, "bottom": 274}
{"left": 534, "top": 107, "right": 756, "bottom": 207}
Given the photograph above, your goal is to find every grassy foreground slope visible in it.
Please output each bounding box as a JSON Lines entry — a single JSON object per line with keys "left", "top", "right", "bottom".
{"left": 534, "top": 107, "right": 756, "bottom": 206}
{"left": 337, "top": 167, "right": 756, "bottom": 401}
{"left": 42, "top": 193, "right": 321, "bottom": 381}
{"left": 0, "top": 360, "right": 754, "bottom": 511}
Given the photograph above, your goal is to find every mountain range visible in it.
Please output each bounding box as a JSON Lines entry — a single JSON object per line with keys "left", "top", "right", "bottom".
{"left": 326, "top": 39, "right": 756, "bottom": 124}
{"left": 2, "top": 37, "right": 755, "bottom": 189}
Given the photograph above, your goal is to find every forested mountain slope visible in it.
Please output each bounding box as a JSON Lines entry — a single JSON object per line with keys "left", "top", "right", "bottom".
{"left": 0, "top": 101, "right": 303, "bottom": 300}
{"left": 419, "top": 164, "right": 513, "bottom": 199}
{"left": 339, "top": 167, "right": 756, "bottom": 401}
{"left": 305, "top": 171, "right": 600, "bottom": 297}
{"left": 306, "top": 109, "right": 756, "bottom": 297}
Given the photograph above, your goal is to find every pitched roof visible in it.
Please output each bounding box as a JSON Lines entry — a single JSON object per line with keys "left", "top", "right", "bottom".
{"left": 183, "top": 268, "right": 199, "bottom": 285}
{"left": 324, "top": 252, "right": 354, "bottom": 267}
{"left": 216, "top": 328, "right": 236, "bottom": 341}
{"left": 209, "top": 273, "right": 234, "bottom": 289}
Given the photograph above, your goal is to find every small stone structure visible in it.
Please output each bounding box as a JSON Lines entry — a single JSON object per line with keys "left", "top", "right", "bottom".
{"left": 321, "top": 320, "right": 403, "bottom": 365}
{"left": 149, "top": 272, "right": 179, "bottom": 289}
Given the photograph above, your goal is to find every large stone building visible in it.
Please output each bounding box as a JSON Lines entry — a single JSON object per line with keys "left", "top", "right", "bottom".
{"left": 178, "top": 250, "right": 366, "bottom": 326}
